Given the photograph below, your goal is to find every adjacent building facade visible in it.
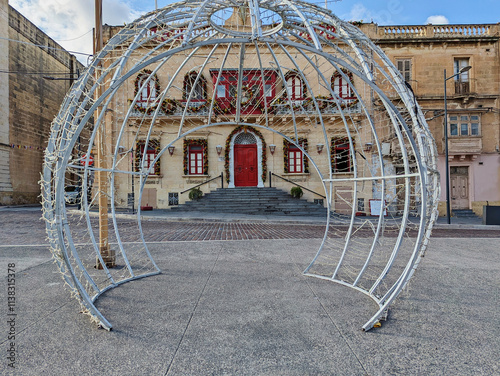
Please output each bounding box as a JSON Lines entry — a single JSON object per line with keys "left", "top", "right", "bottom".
{"left": 0, "top": 0, "right": 82, "bottom": 205}
{"left": 361, "top": 23, "right": 500, "bottom": 215}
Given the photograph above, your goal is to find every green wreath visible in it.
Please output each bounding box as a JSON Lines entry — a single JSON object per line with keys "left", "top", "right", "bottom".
{"left": 314, "top": 95, "right": 330, "bottom": 111}
{"left": 213, "top": 98, "right": 232, "bottom": 115}
{"left": 231, "top": 85, "right": 255, "bottom": 108}
{"left": 183, "top": 100, "right": 208, "bottom": 114}
{"left": 161, "top": 98, "right": 178, "bottom": 115}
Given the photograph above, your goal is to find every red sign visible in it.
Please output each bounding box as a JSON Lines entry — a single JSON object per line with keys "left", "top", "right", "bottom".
{"left": 80, "top": 154, "right": 94, "bottom": 166}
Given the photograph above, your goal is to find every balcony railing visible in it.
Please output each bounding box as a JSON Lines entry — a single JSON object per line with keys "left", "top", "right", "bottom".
{"left": 130, "top": 99, "right": 210, "bottom": 117}
{"left": 272, "top": 98, "right": 361, "bottom": 115}
{"left": 379, "top": 23, "right": 498, "bottom": 39}
{"left": 455, "top": 81, "right": 470, "bottom": 95}
{"left": 130, "top": 97, "right": 362, "bottom": 117}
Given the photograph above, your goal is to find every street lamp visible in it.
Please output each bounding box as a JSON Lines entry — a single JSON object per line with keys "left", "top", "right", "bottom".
{"left": 444, "top": 65, "right": 471, "bottom": 224}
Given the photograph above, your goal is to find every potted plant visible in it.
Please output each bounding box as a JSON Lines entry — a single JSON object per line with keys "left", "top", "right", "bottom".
{"left": 290, "top": 186, "right": 303, "bottom": 198}
{"left": 188, "top": 187, "right": 203, "bottom": 201}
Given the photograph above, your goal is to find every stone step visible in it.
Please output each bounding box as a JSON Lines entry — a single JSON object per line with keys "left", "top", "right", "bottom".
{"left": 173, "top": 187, "right": 326, "bottom": 216}
{"left": 452, "top": 209, "right": 478, "bottom": 217}
{"left": 171, "top": 203, "right": 327, "bottom": 211}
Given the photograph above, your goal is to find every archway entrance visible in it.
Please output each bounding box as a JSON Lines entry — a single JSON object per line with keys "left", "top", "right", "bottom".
{"left": 234, "top": 132, "right": 258, "bottom": 187}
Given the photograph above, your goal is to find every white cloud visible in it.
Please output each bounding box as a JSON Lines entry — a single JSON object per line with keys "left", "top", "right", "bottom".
{"left": 426, "top": 15, "right": 449, "bottom": 25}
{"left": 346, "top": 4, "right": 373, "bottom": 23}
{"left": 342, "top": 3, "right": 402, "bottom": 25}
{"left": 10, "top": 0, "right": 141, "bottom": 63}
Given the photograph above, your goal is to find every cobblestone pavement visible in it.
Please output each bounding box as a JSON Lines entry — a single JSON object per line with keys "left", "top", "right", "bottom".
{"left": 1, "top": 207, "right": 499, "bottom": 246}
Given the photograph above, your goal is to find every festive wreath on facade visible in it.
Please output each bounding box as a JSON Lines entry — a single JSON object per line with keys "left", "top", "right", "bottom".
{"left": 231, "top": 85, "right": 256, "bottom": 108}
{"left": 213, "top": 98, "right": 232, "bottom": 115}
{"left": 161, "top": 98, "right": 178, "bottom": 115}
{"left": 283, "top": 138, "right": 309, "bottom": 173}
{"left": 302, "top": 97, "right": 313, "bottom": 110}
{"left": 332, "top": 67, "right": 352, "bottom": 81}
{"left": 183, "top": 139, "right": 208, "bottom": 175}
{"left": 339, "top": 99, "right": 359, "bottom": 109}
{"left": 135, "top": 139, "right": 161, "bottom": 175}
{"left": 182, "top": 99, "right": 209, "bottom": 114}
{"left": 134, "top": 69, "right": 161, "bottom": 115}
{"left": 314, "top": 95, "right": 330, "bottom": 111}
{"left": 224, "top": 125, "right": 267, "bottom": 183}
{"left": 273, "top": 94, "right": 309, "bottom": 112}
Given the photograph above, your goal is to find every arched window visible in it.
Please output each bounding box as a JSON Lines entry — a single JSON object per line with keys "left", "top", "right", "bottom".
{"left": 234, "top": 132, "right": 257, "bottom": 145}
{"left": 183, "top": 71, "right": 207, "bottom": 100}
{"left": 285, "top": 72, "right": 305, "bottom": 99}
{"left": 135, "top": 71, "right": 159, "bottom": 108}
{"left": 332, "top": 71, "right": 355, "bottom": 100}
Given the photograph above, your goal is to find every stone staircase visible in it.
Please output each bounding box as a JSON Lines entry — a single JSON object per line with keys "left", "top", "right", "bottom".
{"left": 452, "top": 209, "right": 478, "bottom": 218}
{"left": 170, "top": 187, "right": 327, "bottom": 216}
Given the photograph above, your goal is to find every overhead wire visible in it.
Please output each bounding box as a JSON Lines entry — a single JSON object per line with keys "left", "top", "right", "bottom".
{"left": 0, "top": 36, "right": 92, "bottom": 57}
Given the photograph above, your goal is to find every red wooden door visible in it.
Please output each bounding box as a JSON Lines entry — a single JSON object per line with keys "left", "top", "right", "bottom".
{"left": 234, "top": 145, "right": 258, "bottom": 187}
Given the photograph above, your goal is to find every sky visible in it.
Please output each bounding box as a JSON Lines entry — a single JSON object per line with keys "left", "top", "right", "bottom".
{"left": 9, "top": 0, "right": 500, "bottom": 64}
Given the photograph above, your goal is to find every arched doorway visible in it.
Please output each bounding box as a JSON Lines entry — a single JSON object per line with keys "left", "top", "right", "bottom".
{"left": 234, "top": 132, "right": 258, "bottom": 187}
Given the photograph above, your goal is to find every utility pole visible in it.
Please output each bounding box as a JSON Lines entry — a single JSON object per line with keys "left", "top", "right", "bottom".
{"left": 94, "top": 0, "right": 115, "bottom": 268}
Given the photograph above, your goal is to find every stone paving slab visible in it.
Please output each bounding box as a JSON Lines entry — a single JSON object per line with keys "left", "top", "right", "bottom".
{"left": 1, "top": 208, "right": 499, "bottom": 248}
{"left": 1, "top": 235, "right": 499, "bottom": 375}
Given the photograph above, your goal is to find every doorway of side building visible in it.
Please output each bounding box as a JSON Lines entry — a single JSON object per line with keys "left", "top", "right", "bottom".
{"left": 450, "top": 166, "right": 469, "bottom": 209}
{"left": 234, "top": 132, "right": 258, "bottom": 187}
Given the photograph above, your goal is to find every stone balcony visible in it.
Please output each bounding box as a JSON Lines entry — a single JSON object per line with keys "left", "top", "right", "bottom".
{"left": 129, "top": 97, "right": 362, "bottom": 118}
{"left": 444, "top": 136, "right": 483, "bottom": 160}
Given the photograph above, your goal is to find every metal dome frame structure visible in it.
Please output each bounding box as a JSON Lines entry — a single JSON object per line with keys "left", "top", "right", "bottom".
{"left": 42, "top": 0, "right": 439, "bottom": 331}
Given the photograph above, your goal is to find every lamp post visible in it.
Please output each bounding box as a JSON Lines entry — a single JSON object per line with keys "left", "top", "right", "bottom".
{"left": 444, "top": 65, "right": 471, "bottom": 224}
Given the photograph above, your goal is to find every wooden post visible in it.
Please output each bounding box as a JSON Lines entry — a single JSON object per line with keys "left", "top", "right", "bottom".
{"left": 94, "top": 0, "right": 115, "bottom": 268}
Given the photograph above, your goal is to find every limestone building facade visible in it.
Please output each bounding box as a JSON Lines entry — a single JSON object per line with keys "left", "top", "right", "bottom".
{"left": 0, "top": 1, "right": 83, "bottom": 205}
{"left": 98, "top": 18, "right": 499, "bottom": 216}
{"left": 359, "top": 23, "right": 500, "bottom": 215}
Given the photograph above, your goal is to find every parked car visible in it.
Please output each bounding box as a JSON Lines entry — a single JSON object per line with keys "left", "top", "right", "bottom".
{"left": 64, "top": 185, "right": 81, "bottom": 205}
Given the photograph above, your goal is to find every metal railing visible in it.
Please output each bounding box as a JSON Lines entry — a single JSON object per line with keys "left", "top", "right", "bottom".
{"left": 180, "top": 172, "right": 223, "bottom": 194}
{"left": 269, "top": 172, "right": 326, "bottom": 199}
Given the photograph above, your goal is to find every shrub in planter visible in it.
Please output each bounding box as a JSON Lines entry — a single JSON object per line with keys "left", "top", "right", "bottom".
{"left": 290, "top": 186, "right": 303, "bottom": 198}
{"left": 189, "top": 187, "right": 203, "bottom": 201}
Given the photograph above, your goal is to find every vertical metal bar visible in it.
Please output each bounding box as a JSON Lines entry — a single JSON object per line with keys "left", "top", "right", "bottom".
{"left": 236, "top": 43, "right": 246, "bottom": 124}
{"left": 444, "top": 69, "right": 451, "bottom": 224}
{"left": 221, "top": 172, "right": 223, "bottom": 189}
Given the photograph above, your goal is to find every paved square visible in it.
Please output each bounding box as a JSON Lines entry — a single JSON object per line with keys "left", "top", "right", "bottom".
{"left": 1, "top": 213, "right": 499, "bottom": 375}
